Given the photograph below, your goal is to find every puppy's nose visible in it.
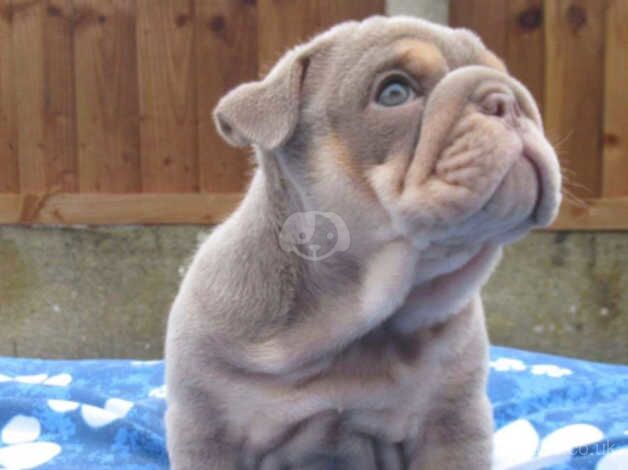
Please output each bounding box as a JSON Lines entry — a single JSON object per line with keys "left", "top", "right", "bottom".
{"left": 480, "top": 92, "right": 521, "bottom": 120}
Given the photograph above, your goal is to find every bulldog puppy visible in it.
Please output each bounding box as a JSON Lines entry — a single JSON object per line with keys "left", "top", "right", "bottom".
{"left": 165, "top": 16, "right": 561, "bottom": 469}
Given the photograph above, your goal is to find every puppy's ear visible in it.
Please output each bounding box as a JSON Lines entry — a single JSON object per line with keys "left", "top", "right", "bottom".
{"left": 213, "top": 54, "right": 310, "bottom": 150}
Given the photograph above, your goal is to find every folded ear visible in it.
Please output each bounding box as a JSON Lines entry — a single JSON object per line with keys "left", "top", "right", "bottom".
{"left": 213, "top": 53, "right": 310, "bottom": 150}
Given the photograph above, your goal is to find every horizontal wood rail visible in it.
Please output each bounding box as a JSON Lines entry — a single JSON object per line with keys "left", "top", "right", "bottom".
{"left": 0, "top": 193, "right": 242, "bottom": 225}
{"left": 1, "top": 193, "right": 627, "bottom": 230}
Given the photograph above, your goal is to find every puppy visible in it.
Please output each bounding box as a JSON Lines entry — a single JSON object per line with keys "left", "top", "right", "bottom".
{"left": 165, "top": 16, "right": 561, "bottom": 469}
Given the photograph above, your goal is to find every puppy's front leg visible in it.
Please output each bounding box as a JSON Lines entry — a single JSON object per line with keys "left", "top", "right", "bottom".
{"left": 166, "top": 405, "right": 239, "bottom": 470}
{"left": 408, "top": 394, "right": 493, "bottom": 470}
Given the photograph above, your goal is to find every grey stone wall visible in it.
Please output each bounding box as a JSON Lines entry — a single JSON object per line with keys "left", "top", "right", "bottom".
{"left": 386, "top": 0, "right": 449, "bottom": 24}
{"left": 1, "top": 226, "right": 626, "bottom": 363}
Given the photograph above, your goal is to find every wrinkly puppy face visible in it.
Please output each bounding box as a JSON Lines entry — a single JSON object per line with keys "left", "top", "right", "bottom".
{"left": 215, "top": 16, "right": 562, "bottom": 250}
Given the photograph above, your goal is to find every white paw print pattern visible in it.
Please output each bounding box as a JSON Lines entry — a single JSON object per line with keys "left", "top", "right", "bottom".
{"left": 493, "top": 419, "right": 628, "bottom": 470}
{"left": 148, "top": 385, "right": 167, "bottom": 400}
{"left": 80, "top": 398, "right": 134, "bottom": 429}
{"left": 0, "top": 374, "right": 72, "bottom": 387}
{"left": 490, "top": 358, "right": 527, "bottom": 372}
{"left": 530, "top": 364, "right": 573, "bottom": 378}
{"left": 0, "top": 372, "right": 73, "bottom": 469}
{"left": 489, "top": 357, "right": 573, "bottom": 378}
{"left": 0, "top": 415, "right": 61, "bottom": 469}
{"left": 46, "top": 397, "right": 134, "bottom": 429}
{"left": 0, "top": 368, "right": 138, "bottom": 468}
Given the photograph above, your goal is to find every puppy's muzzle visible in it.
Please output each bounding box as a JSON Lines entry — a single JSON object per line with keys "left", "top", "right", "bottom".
{"left": 404, "top": 66, "right": 561, "bottom": 229}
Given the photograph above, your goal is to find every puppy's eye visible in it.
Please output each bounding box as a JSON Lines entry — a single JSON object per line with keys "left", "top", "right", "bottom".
{"left": 376, "top": 80, "right": 414, "bottom": 107}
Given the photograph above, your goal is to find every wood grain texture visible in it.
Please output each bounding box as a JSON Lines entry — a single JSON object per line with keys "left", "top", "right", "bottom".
{"left": 12, "top": 0, "right": 77, "bottom": 193}
{"left": 74, "top": 0, "right": 141, "bottom": 193}
{"left": 601, "top": 0, "right": 628, "bottom": 197}
{"left": 0, "top": 0, "right": 18, "bottom": 193}
{"left": 544, "top": 0, "right": 606, "bottom": 199}
{"left": 549, "top": 197, "right": 628, "bottom": 230}
{"left": 195, "top": 0, "right": 256, "bottom": 193}
{"left": 12, "top": 0, "right": 47, "bottom": 192}
{"left": 1, "top": 192, "right": 626, "bottom": 229}
{"left": 505, "top": 0, "right": 545, "bottom": 113}
{"left": 257, "top": 0, "right": 384, "bottom": 73}
{"left": 137, "top": 0, "right": 198, "bottom": 192}
{"left": 0, "top": 192, "right": 242, "bottom": 224}
{"left": 450, "top": 0, "right": 508, "bottom": 59}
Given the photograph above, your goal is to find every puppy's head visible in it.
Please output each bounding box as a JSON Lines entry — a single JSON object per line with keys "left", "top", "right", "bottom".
{"left": 214, "top": 16, "right": 561, "bottom": 249}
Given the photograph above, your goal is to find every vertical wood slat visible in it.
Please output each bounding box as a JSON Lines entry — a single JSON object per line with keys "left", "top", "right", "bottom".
{"left": 544, "top": 0, "right": 606, "bottom": 199}
{"left": 602, "top": 0, "right": 628, "bottom": 197}
{"left": 74, "top": 0, "right": 141, "bottom": 193}
{"left": 137, "top": 0, "right": 198, "bottom": 192}
{"left": 0, "top": 0, "right": 18, "bottom": 193}
{"left": 449, "top": 0, "right": 508, "bottom": 59}
{"left": 505, "top": 0, "right": 545, "bottom": 113}
{"left": 13, "top": 0, "right": 77, "bottom": 193}
{"left": 257, "top": 0, "right": 385, "bottom": 74}
{"left": 11, "top": 0, "right": 44, "bottom": 193}
{"left": 195, "top": 0, "right": 257, "bottom": 193}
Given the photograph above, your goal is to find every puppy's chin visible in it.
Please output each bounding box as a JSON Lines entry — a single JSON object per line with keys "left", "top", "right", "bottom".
{"left": 479, "top": 156, "right": 539, "bottom": 231}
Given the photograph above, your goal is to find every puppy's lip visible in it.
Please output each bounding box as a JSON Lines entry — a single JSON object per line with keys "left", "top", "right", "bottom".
{"left": 522, "top": 131, "right": 562, "bottom": 227}
{"left": 522, "top": 151, "right": 544, "bottom": 224}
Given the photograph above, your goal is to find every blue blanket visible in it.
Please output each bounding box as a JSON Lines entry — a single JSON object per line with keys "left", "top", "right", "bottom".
{"left": 0, "top": 347, "right": 626, "bottom": 469}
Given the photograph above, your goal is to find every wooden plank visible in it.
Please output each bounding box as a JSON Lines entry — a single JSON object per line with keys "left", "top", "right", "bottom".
{"left": 12, "top": 0, "right": 77, "bottom": 193}
{"left": 0, "top": 192, "right": 242, "bottom": 224}
{"left": 544, "top": 0, "right": 606, "bottom": 199}
{"left": 504, "top": 0, "right": 545, "bottom": 113}
{"left": 195, "top": 0, "right": 256, "bottom": 193}
{"left": 12, "top": 0, "right": 46, "bottom": 192}
{"left": 1, "top": 192, "right": 626, "bottom": 229}
{"left": 0, "top": 0, "right": 18, "bottom": 193}
{"left": 317, "top": 0, "right": 386, "bottom": 27}
{"left": 601, "top": 0, "right": 628, "bottom": 197}
{"left": 137, "top": 0, "right": 198, "bottom": 192}
{"left": 449, "top": 0, "right": 508, "bottom": 59}
{"left": 257, "top": 0, "right": 384, "bottom": 73}
{"left": 74, "top": 0, "right": 141, "bottom": 193}
{"left": 548, "top": 197, "right": 628, "bottom": 231}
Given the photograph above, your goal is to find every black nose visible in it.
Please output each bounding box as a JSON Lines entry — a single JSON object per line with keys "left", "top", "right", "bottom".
{"left": 481, "top": 92, "right": 522, "bottom": 120}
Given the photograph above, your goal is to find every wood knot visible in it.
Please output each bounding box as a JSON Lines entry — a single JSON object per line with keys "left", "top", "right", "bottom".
{"left": 566, "top": 4, "right": 587, "bottom": 32}
{"left": 175, "top": 13, "right": 189, "bottom": 28}
{"left": 518, "top": 6, "right": 542, "bottom": 31}
{"left": 0, "top": 3, "right": 13, "bottom": 22}
{"left": 209, "top": 15, "right": 226, "bottom": 33}
{"left": 603, "top": 133, "right": 619, "bottom": 146}
{"left": 47, "top": 5, "right": 62, "bottom": 17}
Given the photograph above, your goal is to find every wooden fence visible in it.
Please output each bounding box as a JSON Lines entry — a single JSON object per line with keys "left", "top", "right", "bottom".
{"left": 0, "top": 0, "right": 384, "bottom": 224}
{"left": 0, "top": 0, "right": 626, "bottom": 228}
{"left": 451, "top": 0, "right": 627, "bottom": 229}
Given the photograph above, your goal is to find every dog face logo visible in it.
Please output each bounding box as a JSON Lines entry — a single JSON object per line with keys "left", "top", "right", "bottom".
{"left": 279, "top": 212, "right": 350, "bottom": 261}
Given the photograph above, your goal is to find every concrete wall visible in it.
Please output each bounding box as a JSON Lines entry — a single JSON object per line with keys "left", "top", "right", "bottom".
{"left": 386, "top": 0, "right": 449, "bottom": 24}
{"left": 1, "top": 226, "right": 626, "bottom": 363}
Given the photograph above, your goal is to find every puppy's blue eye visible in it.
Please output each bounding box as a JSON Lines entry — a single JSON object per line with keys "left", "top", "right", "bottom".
{"left": 377, "top": 80, "right": 413, "bottom": 106}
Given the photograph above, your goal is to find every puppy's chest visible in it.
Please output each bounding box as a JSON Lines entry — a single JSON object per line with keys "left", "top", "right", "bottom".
{"left": 236, "top": 332, "right": 442, "bottom": 462}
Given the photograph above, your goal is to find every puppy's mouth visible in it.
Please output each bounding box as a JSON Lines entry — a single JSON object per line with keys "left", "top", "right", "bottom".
{"left": 522, "top": 152, "right": 544, "bottom": 223}
{"left": 519, "top": 126, "right": 562, "bottom": 228}
{"left": 475, "top": 143, "right": 555, "bottom": 240}
{"left": 431, "top": 125, "right": 561, "bottom": 245}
